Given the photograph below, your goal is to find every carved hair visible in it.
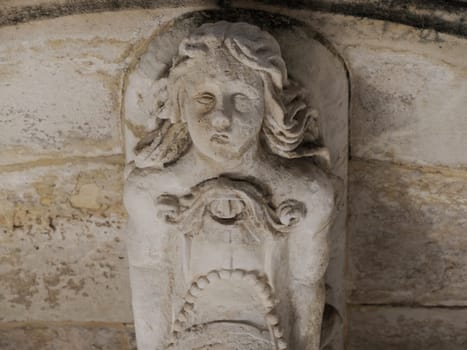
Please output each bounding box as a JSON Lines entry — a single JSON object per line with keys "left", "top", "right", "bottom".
{"left": 135, "top": 21, "right": 326, "bottom": 168}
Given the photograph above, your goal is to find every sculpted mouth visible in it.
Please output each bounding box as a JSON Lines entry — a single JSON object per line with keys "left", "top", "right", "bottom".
{"left": 210, "top": 134, "right": 230, "bottom": 144}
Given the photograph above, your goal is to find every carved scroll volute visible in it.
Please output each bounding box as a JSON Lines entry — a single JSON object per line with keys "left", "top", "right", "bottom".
{"left": 124, "top": 19, "right": 336, "bottom": 350}
{"left": 157, "top": 177, "right": 306, "bottom": 237}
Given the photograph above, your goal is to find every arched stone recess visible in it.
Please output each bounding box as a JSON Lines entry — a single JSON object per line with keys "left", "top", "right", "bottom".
{"left": 122, "top": 9, "right": 349, "bottom": 350}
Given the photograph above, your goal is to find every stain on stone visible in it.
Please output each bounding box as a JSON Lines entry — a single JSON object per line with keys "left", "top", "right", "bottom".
{"left": 95, "top": 70, "right": 122, "bottom": 113}
{"left": 0, "top": 248, "right": 21, "bottom": 267}
{"left": 66, "top": 278, "right": 86, "bottom": 294}
{"left": 32, "top": 175, "right": 57, "bottom": 206}
{"left": 0, "top": 163, "right": 131, "bottom": 321}
{"left": 2, "top": 269, "right": 39, "bottom": 309}
{"left": 70, "top": 183, "right": 101, "bottom": 210}
{"left": 44, "top": 287, "right": 60, "bottom": 308}
{"left": 419, "top": 28, "right": 445, "bottom": 42}
{"left": 125, "top": 119, "right": 148, "bottom": 140}
{"left": 42, "top": 265, "right": 79, "bottom": 307}
{"left": 348, "top": 159, "right": 467, "bottom": 305}
{"left": 47, "top": 37, "right": 127, "bottom": 50}
{"left": 48, "top": 216, "right": 56, "bottom": 231}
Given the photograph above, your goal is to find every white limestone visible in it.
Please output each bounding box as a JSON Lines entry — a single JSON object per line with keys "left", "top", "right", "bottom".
{"left": 3, "top": 4, "right": 466, "bottom": 350}
{"left": 124, "top": 19, "right": 347, "bottom": 350}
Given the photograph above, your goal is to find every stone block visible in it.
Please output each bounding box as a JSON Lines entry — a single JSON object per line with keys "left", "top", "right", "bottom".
{"left": 348, "top": 306, "right": 467, "bottom": 350}
{"left": 0, "top": 9, "right": 172, "bottom": 166}
{"left": 348, "top": 160, "right": 467, "bottom": 306}
{"left": 283, "top": 11, "right": 467, "bottom": 169}
{"left": 347, "top": 46, "right": 467, "bottom": 168}
{"left": 0, "top": 159, "right": 133, "bottom": 322}
{"left": 0, "top": 322, "right": 136, "bottom": 350}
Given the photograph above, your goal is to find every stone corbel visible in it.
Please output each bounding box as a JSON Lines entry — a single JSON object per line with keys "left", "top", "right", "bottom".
{"left": 123, "top": 12, "right": 348, "bottom": 350}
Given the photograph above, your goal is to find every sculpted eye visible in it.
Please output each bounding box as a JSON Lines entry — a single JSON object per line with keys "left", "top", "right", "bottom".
{"left": 194, "top": 92, "right": 215, "bottom": 107}
{"left": 232, "top": 93, "right": 251, "bottom": 113}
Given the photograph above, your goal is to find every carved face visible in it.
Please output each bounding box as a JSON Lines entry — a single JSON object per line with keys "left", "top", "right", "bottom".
{"left": 179, "top": 55, "right": 265, "bottom": 162}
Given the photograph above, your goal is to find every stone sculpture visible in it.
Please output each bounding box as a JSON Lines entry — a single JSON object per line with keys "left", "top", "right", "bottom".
{"left": 124, "top": 21, "right": 335, "bottom": 350}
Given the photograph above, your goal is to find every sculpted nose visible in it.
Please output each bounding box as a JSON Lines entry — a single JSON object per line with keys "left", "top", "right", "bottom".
{"left": 211, "top": 110, "right": 231, "bottom": 131}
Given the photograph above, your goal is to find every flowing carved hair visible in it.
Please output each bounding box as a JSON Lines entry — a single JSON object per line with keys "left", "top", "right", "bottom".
{"left": 134, "top": 21, "right": 328, "bottom": 169}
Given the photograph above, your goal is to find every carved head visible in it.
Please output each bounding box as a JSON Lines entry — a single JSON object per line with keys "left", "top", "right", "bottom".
{"left": 169, "top": 36, "right": 267, "bottom": 161}
{"left": 135, "top": 21, "right": 323, "bottom": 167}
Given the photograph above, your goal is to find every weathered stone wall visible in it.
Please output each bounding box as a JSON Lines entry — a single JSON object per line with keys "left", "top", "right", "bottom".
{"left": 1, "top": 1, "right": 466, "bottom": 349}
{"left": 289, "top": 8, "right": 467, "bottom": 348}
{"left": 0, "top": 8, "right": 188, "bottom": 348}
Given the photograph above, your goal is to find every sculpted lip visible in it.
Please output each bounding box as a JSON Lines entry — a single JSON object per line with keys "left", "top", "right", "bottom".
{"left": 210, "top": 133, "right": 230, "bottom": 144}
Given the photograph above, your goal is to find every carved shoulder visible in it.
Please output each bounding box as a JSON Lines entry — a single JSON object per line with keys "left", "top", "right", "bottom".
{"left": 124, "top": 166, "right": 186, "bottom": 212}
{"left": 263, "top": 159, "right": 335, "bottom": 234}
